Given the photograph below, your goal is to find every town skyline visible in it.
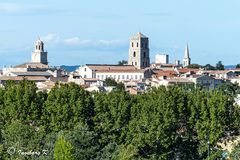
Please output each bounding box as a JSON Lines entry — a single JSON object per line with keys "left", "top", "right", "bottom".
{"left": 1, "top": 0, "right": 240, "bottom": 66}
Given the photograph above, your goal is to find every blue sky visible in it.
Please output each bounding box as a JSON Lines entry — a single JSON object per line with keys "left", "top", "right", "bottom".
{"left": 0, "top": 0, "right": 240, "bottom": 67}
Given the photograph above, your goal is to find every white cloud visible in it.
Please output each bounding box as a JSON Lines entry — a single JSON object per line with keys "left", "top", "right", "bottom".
{"left": 41, "top": 34, "right": 60, "bottom": 44}
{"left": 0, "top": 3, "right": 46, "bottom": 14}
{"left": 38, "top": 34, "right": 128, "bottom": 51}
{"left": 63, "top": 37, "right": 126, "bottom": 47}
{"left": 64, "top": 37, "right": 92, "bottom": 45}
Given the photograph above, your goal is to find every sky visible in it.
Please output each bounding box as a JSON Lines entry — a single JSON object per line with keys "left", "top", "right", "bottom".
{"left": 0, "top": 0, "right": 240, "bottom": 67}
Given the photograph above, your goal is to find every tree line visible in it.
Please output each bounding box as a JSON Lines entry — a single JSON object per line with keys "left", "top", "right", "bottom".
{"left": 0, "top": 80, "right": 239, "bottom": 159}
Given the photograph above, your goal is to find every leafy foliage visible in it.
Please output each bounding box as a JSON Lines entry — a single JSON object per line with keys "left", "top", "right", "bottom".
{"left": 216, "top": 61, "right": 225, "bottom": 70}
{"left": 0, "top": 80, "right": 239, "bottom": 159}
{"left": 187, "top": 63, "right": 202, "bottom": 69}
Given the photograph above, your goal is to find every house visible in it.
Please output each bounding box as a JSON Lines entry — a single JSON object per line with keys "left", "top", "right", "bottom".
{"left": 189, "top": 75, "right": 223, "bottom": 89}
{"left": 75, "top": 64, "right": 152, "bottom": 81}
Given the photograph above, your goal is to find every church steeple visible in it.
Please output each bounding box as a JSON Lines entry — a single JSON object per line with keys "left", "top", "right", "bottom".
{"left": 31, "top": 37, "right": 48, "bottom": 65}
{"left": 184, "top": 43, "right": 190, "bottom": 58}
{"left": 183, "top": 43, "right": 191, "bottom": 67}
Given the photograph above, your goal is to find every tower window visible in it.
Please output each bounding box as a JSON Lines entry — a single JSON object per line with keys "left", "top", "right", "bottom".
{"left": 137, "top": 43, "right": 138, "bottom": 47}
{"left": 133, "top": 51, "right": 136, "bottom": 57}
{"left": 132, "top": 42, "right": 134, "bottom": 47}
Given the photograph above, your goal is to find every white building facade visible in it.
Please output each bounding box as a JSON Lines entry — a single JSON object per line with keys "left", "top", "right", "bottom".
{"left": 75, "top": 64, "right": 151, "bottom": 81}
{"left": 155, "top": 54, "right": 169, "bottom": 64}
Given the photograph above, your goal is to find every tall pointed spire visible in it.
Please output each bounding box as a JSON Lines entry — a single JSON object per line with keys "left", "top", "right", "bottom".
{"left": 182, "top": 43, "right": 191, "bottom": 67}
{"left": 184, "top": 43, "right": 190, "bottom": 58}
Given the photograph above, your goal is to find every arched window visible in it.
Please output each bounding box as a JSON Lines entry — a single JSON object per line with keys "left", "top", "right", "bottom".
{"left": 133, "top": 51, "right": 136, "bottom": 57}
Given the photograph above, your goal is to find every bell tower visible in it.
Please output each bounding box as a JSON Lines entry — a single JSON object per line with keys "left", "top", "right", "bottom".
{"left": 128, "top": 32, "right": 150, "bottom": 69}
{"left": 31, "top": 38, "right": 48, "bottom": 65}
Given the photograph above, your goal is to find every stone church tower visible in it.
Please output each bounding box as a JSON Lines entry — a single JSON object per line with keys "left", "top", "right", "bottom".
{"left": 31, "top": 38, "right": 48, "bottom": 65}
{"left": 128, "top": 32, "right": 150, "bottom": 69}
{"left": 183, "top": 43, "right": 191, "bottom": 67}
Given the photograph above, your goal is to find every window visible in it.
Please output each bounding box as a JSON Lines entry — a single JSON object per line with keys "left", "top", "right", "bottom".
{"left": 132, "top": 42, "right": 134, "bottom": 47}
{"left": 127, "top": 75, "right": 129, "bottom": 79}
{"left": 140, "top": 75, "right": 142, "bottom": 79}
{"left": 143, "top": 52, "right": 146, "bottom": 58}
{"left": 142, "top": 62, "right": 145, "bottom": 66}
{"left": 132, "top": 62, "right": 134, "bottom": 65}
{"left": 101, "top": 75, "right": 104, "bottom": 79}
{"left": 84, "top": 68, "right": 87, "bottom": 72}
{"left": 114, "top": 75, "right": 116, "bottom": 79}
{"left": 84, "top": 75, "right": 87, "bottom": 78}
{"left": 118, "top": 75, "right": 120, "bottom": 79}
{"left": 135, "top": 62, "right": 137, "bottom": 66}
{"left": 131, "top": 75, "right": 133, "bottom": 79}
{"left": 137, "top": 42, "right": 138, "bottom": 47}
{"left": 133, "top": 51, "right": 136, "bottom": 57}
{"left": 122, "top": 75, "right": 125, "bottom": 79}
{"left": 97, "top": 75, "right": 100, "bottom": 79}
{"left": 135, "top": 75, "right": 138, "bottom": 79}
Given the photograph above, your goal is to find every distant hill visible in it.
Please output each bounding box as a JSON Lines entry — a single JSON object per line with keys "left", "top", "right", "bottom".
{"left": 60, "top": 65, "right": 80, "bottom": 72}
{"left": 59, "top": 65, "right": 236, "bottom": 72}
{"left": 225, "top": 65, "right": 236, "bottom": 69}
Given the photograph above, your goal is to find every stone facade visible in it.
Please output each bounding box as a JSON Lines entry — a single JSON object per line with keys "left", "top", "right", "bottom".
{"left": 128, "top": 32, "right": 150, "bottom": 69}
{"left": 31, "top": 38, "right": 48, "bottom": 65}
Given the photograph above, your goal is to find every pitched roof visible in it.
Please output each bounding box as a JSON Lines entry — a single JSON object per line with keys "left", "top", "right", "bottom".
{"left": 0, "top": 76, "right": 48, "bottom": 81}
{"left": 11, "top": 72, "right": 52, "bottom": 76}
{"left": 14, "top": 62, "right": 49, "bottom": 69}
{"left": 155, "top": 70, "right": 178, "bottom": 78}
{"left": 86, "top": 64, "right": 146, "bottom": 73}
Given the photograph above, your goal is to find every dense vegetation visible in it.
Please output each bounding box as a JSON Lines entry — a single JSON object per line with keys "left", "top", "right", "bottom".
{"left": 0, "top": 80, "right": 239, "bottom": 159}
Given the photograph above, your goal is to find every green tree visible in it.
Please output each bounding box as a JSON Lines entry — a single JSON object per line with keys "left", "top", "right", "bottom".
{"left": 187, "top": 63, "right": 202, "bottom": 69}
{"left": 43, "top": 83, "right": 94, "bottom": 132}
{"left": 216, "top": 61, "right": 224, "bottom": 70}
{"left": 204, "top": 64, "right": 216, "bottom": 70}
{"left": 64, "top": 124, "right": 99, "bottom": 160}
{"left": 54, "top": 136, "right": 74, "bottom": 160}
{"left": 105, "top": 78, "right": 117, "bottom": 86}
{"left": 105, "top": 78, "right": 125, "bottom": 91}
{"left": 118, "top": 60, "right": 128, "bottom": 65}
{"left": 236, "top": 64, "right": 240, "bottom": 69}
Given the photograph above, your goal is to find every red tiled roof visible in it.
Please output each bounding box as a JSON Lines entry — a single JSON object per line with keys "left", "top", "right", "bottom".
{"left": 0, "top": 76, "right": 48, "bottom": 81}
{"left": 155, "top": 70, "right": 178, "bottom": 78}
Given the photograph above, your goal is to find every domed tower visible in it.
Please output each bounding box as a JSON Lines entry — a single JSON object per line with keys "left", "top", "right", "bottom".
{"left": 31, "top": 38, "right": 48, "bottom": 65}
